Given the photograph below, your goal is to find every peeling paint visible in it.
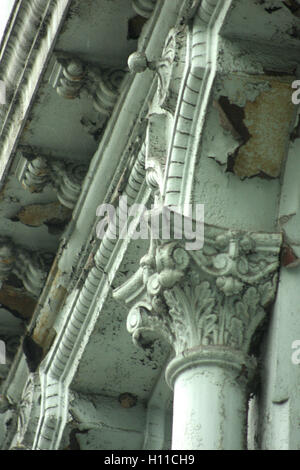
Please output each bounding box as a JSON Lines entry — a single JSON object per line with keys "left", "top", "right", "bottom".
{"left": 14, "top": 202, "right": 72, "bottom": 228}
{"left": 32, "top": 268, "right": 67, "bottom": 351}
{"left": 224, "top": 76, "right": 296, "bottom": 179}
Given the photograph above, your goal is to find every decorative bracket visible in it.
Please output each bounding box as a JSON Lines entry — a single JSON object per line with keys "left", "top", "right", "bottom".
{"left": 16, "top": 150, "right": 88, "bottom": 210}
{"left": 0, "top": 237, "right": 51, "bottom": 298}
{"left": 128, "top": 25, "right": 187, "bottom": 115}
{"left": 10, "top": 373, "right": 41, "bottom": 450}
{"left": 49, "top": 56, "right": 126, "bottom": 119}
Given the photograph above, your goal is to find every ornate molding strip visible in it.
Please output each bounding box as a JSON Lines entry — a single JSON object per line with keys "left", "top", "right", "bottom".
{"left": 0, "top": 0, "right": 72, "bottom": 184}
{"left": 50, "top": 56, "right": 126, "bottom": 119}
{"left": 132, "top": 0, "right": 157, "bottom": 19}
{"left": 0, "top": 0, "right": 50, "bottom": 109}
{"left": 114, "top": 220, "right": 282, "bottom": 363}
{"left": 0, "top": 237, "right": 51, "bottom": 298}
{"left": 128, "top": 0, "right": 234, "bottom": 207}
{"left": 16, "top": 150, "right": 88, "bottom": 210}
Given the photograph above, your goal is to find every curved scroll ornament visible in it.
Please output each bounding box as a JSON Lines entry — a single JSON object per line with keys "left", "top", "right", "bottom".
{"left": 10, "top": 374, "right": 41, "bottom": 450}
{"left": 114, "top": 225, "right": 282, "bottom": 357}
{"left": 128, "top": 25, "right": 187, "bottom": 114}
{"left": 17, "top": 151, "right": 88, "bottom": 210}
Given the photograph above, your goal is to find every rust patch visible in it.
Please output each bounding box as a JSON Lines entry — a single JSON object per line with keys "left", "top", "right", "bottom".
{"left": 0, "top": 283, "right": 36, "bottom": 319}
{"left": 232, "top": 77, "right": 296, "bottom": 179}
{"left": 15, "top": 202, "right": 72, "bottom": 227}
{"left": 32, "top": 267, "right": 67, "bottom": 351}
{"left": 118, "top": 393, "right": 137, "bottom": 409}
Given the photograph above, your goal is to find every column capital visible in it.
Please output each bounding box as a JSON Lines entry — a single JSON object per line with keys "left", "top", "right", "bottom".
{"left": 114, "top": 220, "right": 282, "bottom": 362}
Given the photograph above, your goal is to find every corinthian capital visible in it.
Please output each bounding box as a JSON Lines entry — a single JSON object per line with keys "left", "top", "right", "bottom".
{"left": 114, "top": 223, "right": 282, "bottom": 358}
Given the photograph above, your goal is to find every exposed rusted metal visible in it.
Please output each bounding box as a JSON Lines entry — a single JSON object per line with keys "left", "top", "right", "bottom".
{"left": 232, "top": 77, "right": 295, "bottom": 179}
{"left": 16, "top": 202, "right": 72, "bottom": 227}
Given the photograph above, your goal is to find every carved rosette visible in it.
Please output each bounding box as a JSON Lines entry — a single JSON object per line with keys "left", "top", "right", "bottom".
{"left": 115, "top": 224, "right": 282, "bottom": 361}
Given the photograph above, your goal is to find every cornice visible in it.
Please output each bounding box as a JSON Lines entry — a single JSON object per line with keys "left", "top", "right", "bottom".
{"left": 0, "top": 0, "right": 194, "bottom": 450}
{"left": 0, "top": 0, "right": 72, "bottom": 185}
{"left": 31, "top": 0, "right": 191, "bottom": 451}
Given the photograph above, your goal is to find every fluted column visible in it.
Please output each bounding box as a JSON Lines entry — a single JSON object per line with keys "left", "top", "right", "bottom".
{"left": 114, "top": 220, "right": 282, "bottom": 450}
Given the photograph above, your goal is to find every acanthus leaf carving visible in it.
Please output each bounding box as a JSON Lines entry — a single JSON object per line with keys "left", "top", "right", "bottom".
{"left": 114, "top": 219, "right": 282, "bottom": 358}
{"left": 10, "top": 373, "right": 41, "bottom": 450}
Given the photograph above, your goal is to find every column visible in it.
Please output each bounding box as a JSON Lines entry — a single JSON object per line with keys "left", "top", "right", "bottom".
{"left": 114, "top": 223, "right": 281, "bottom": 450}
